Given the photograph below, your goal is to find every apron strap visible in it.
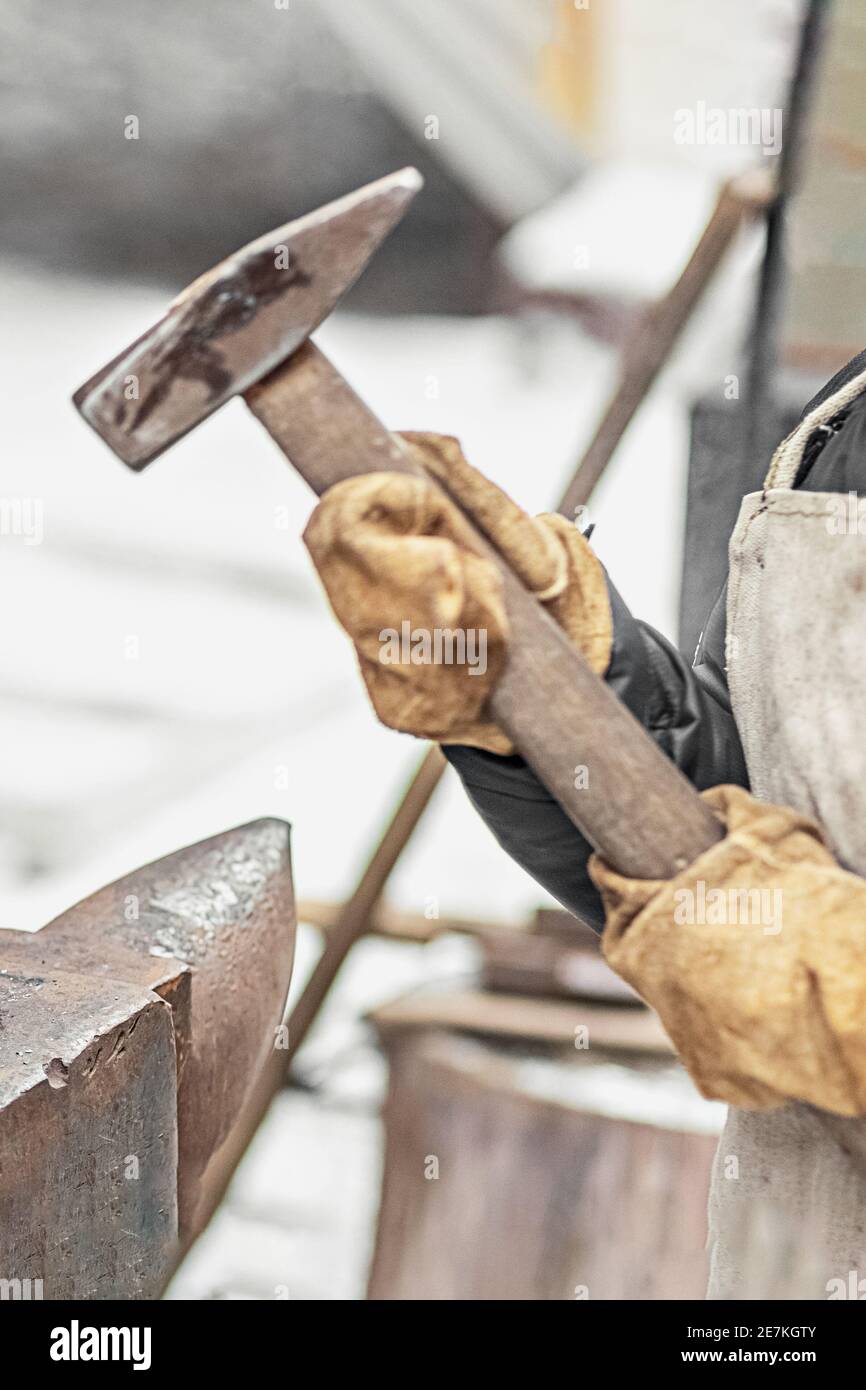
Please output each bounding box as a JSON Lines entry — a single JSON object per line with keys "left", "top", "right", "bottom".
{"left": 764, "top": 364, "right": 866, "bottom": 490}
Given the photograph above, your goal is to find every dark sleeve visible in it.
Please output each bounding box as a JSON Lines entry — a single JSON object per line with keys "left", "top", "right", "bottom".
{"left": 443, "top": 575, "right": 748, "bottom": 931}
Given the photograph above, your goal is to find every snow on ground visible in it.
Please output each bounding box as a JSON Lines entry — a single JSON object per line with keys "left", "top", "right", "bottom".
{"left": 0, "top": 257, "right": 697, "bottom": 926}
{"left": 0, "top": 256, "right": 719, "bottom": 1297}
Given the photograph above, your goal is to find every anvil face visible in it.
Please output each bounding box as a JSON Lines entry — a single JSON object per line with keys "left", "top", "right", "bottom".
{"left": 73, "top": 167, "right": 422, "bottom": 469}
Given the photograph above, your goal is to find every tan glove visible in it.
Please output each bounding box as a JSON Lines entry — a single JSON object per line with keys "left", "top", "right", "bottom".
{"left": 303, "top": 432, "right": 612, "bottom": 753}
{"left": 591, "top": 784, "right": 866, "bottom": 1116}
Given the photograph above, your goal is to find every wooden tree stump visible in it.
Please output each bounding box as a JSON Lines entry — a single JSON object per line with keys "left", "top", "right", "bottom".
{"left": 368, "top": 1023, "right": 720, "bottom": 1301}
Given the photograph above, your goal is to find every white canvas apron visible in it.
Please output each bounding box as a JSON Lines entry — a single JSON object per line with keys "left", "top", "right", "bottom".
{"left": 708, "top": 366, "right": 866, "bottom": 1300}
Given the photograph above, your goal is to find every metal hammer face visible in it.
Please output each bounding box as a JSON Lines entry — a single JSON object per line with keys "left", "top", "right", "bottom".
{"left": 73, "top": 167, "right": 423, "bottom": 469}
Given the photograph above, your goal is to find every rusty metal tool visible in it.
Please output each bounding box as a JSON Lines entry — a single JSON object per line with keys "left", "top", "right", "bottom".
{"left": 560, "top": 166, "right": 773, "bottom": 518}
{"left": 280, "top": 165, "right": 773, "bottom": 1073}
{"left": 73, "top": 171, "right": 724, "bottom": 1088}
{"left": 74, "top": 168, "right": 721, "bottom": 870}
{"left": 0, "top": 819, "right": 295, "bottom": 1296}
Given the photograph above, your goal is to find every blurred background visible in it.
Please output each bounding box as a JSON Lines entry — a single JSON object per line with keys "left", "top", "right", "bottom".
{"left": 1, "top": 0, "right": 863, "bottom": 1298}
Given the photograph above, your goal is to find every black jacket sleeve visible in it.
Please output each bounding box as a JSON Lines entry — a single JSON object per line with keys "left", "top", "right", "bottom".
{"left": 443, "top": 574, "right": 748, "bottom": 931}
{"left": 445, "top": 349, "right": 866, "bottom": 933}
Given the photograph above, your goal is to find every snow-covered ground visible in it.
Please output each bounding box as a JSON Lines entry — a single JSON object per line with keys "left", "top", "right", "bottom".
{"left": 1, "top": 256, "right": 732, "bottom": 1297}
{"left": 0, "top": 256, "right": 709, "bottom": 926}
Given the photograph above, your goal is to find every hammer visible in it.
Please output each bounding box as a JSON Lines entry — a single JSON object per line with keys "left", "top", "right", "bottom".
{"left": 74, "top": 170, "right": 723, "bottom": 1058}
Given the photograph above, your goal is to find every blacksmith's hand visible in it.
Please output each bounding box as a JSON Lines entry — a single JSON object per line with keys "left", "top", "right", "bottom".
{"left": 591, "top": 784, "right": 866, "bottom": 1117}
{"left": 303, "top": 432, "right": 612, "bottom": 753}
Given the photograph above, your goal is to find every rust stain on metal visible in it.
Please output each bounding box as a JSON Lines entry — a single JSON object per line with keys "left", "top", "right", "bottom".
{"left": 126, "top": 251, "right": 312, "bottom": 432}
{"left": 72, "top": 168, "right": 422, "bottom": 469}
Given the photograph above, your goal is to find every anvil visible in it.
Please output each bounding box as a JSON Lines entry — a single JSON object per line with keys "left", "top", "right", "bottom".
{"left": 0, "top": 820, "right": 295, "bottom": 1298}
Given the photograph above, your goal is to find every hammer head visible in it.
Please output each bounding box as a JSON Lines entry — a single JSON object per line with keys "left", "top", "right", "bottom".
{"left": 73, "top": 167, "right": 423, "bottom": 469}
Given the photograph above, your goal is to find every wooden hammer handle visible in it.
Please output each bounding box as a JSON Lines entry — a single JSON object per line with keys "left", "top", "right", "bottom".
{"left": 247, "top": 341, "right": 723, "bottom": 880}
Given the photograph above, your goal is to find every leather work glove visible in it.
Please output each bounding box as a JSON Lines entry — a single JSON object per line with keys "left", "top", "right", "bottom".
{"left": 590, "top": 784, "right": 866, "bottom": 1117}
{"left": 303, "top": 432, "right": 612, "bottom": 754}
